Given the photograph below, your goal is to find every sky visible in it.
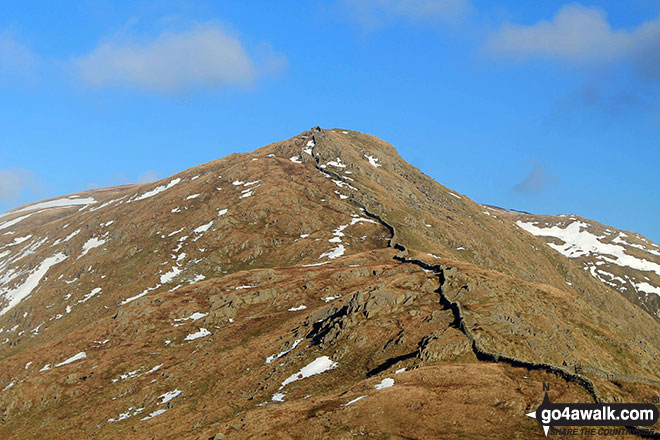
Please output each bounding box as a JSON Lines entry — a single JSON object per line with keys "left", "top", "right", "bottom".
{"left": 0, "top": 1, "right": 659, "bottom": 241}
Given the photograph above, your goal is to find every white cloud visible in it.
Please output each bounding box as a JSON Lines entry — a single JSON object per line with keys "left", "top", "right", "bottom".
{"left": 344, "top": 0, "right": 472, "bottom": 28}
{"left": 74, "top": 23, "right": 280, "bottom": 93}
{"left": 0, "top": 169, "right": 40, "bottom": 202}
{"left": 0, "top": 31, "right": 37, "bottom": 73}
{"left": 483, "top": 4, "right": 660, "bottom": 81}
{"left": 137, "top": 170, "right": 159, "bottom": 184}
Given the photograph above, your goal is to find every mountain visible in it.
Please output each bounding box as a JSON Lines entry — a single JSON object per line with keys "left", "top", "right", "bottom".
{"left": 492, "top": 208, "right": 660, "bottom": 323}
{"left": 1, "top": 127, "right": 659, "bottom": 439}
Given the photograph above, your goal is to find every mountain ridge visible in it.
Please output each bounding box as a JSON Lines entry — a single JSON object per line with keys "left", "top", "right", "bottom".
{"left": 0, "top": 127, "right": 659, "bottom": 439}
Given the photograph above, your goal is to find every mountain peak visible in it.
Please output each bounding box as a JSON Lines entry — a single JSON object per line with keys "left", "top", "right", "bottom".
{"left": 1, "top": 129, "right": 659, "bottom": 439}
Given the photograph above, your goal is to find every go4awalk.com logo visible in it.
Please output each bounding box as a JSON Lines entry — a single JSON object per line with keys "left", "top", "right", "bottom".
{"left": 526, "top": 391, "right": 659, "bottom": 437}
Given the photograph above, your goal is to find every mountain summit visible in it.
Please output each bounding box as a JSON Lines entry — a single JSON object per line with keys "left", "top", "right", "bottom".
{"left": 1, "top": 128, "right": 659, "bottom": 439}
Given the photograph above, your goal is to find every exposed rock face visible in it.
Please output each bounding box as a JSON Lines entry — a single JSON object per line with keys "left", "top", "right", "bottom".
{"left": 0, "top": 128, "right": 658, "bottom": 439}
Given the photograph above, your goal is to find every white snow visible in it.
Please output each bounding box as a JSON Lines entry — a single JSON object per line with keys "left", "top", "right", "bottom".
{"left": 79, "top": 237, "right": 107, "bottom": 258}
{"left": 374, "top": 377, "right": 394, "bottom": 390}
{"left": 342, "top": 395, "right": 367, "bottom": 406}
{"left": 0, "top": 252, "right": 67, "bottom": 316}
{"left": 613, "top": 233, "right": 660, "bottom": 256}
{"left": 6, "top": 235, "right": 32, "bottom": 246}
{"left": 265, "top": 339, "right": 303, "bottom": 364}
{"left": 168, "top": 228, "right": 184, "bottom": 237}
{"left": 218, "top": 208, "right": 228, "bottom": 216}
{"left": 288, "top": 305, "right": 307, "bottom": 311}
{"left": 109, "top": 406, "right": 144, "bottom": 423}
{"left": 39, "top": 364, "right": 51, "bottom": 372}
{"left": 239, "top": 189, "right": 254, "bottom": 199}
{"left": 272, "top": 392, "right": 286, "bottom": 402}
{"left": 79, "top": 287, "right": 102, "bottom": 303}
{"left": 364, "top": 154, "right": 382, "bottom": 168}
{"left": 0, "top": 197, "right": 96, "bottom": 219}
{"left": 55, "top": 352, "right": 86, "bottom": 367}
{"left": 395, "top": 368, "right": 406, "bottom": 374}
{"left": 174, "top": 312, "right": 207, "bottom": 322}
{"left": 160, "top": 266, "right": 182, "bottom": 284}
{"left": 185, "top": 194, "right": 200, "bottom": 200}
{"left": 448, "top": 192, "right": 461, "bottom": 199}
{"left": 184, "top": 328, "right": 211, "bottom": 341}
{"left": 636, "top": 282, "right": 660, "bottom": 295}
{"left": 318, "top": 244, "right": 345, "bottom": 260}
{"left": 280, "top": 356, "right": 338, "bottom": 388}
{"left": 158, "top": 389, "right": 182, "bottom": 405}
{"left": 141, "top": 409, "right": 166, "bottom": 421}
{"left": 188, "top": 274, "right": 205, "bottom": 284}
{"left": 0, "top": 211, "right": 43, "bottom": 231}
{"left": 326, "top": 158, "right": 347, "bottom": 168}
{"left": 331, "top": 179, "right": 358, "bottom": 191}
{"left": 134, "top": 178, "right": 181, "bottom": 201}
{"left": 120, "top": 284, "right": 160, "bottom": 305}
{"left": 302, "top": 261, "right": 332, "bottom": 267}
{"left": 289, "top": 156, "right": 302, "bottom": 164}
{"left": 516, "top": 220, "right": 660, "bottom": 279}
{"left": 193, "top": 221, "right": 213, "bottom": 234}
{"left": 53, "top": 229, "right": 80, "bottom": 246}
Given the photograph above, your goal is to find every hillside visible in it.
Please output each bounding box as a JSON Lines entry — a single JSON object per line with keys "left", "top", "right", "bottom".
{"left": 0, "top": 127, "right": 659, "bottom": 439}
{"left": 492, "top": 208, "right": 660, "bottom": 323}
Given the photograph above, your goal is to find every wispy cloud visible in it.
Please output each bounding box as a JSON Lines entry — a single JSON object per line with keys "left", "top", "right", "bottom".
{"left": 74, "top": 23, "right": 285, "bottom": 93}
{"left": 0, "top": 168, "right": 41, "bottom": 203}
{"left": 342, "top": 0, "right": 473, "bottom": 29}
{"left": 137, "top": 170, "right": 159, "bottom": 184}
{"left": 513, "top": 161, "right": 558, "bottom": 194}
{"left": 0, "top": 31, "right": 37, "bottom": 74}
{"left": 483, "top": 4, "right": 660, "bottom": 82}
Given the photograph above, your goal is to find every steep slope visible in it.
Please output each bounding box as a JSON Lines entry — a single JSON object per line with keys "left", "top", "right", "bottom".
{"left": 0, "top": 128, "right": 658, "bottom": 439}
{"left": 493, "top": 208, "right": 660, "bottom": 322}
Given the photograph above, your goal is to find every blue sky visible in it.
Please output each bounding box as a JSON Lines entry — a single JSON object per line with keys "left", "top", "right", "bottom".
{"left": 0, "top": 1, "right": 659, "bottom": 241}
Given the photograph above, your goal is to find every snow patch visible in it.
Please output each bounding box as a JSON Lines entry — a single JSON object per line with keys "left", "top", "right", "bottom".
{"left": 280, "top": 356, "right": 338, "bottom": 388}
{"left": 364, "top": 154, "right": 381, "bottom": 168}
{"left": 193, "top": 221, "right": 213, "bottom": 234}
{"left": 374, "top": 377, "right": 394, "bottom": 390}
{"left": 184, "top": 328, "right": 211, "bottom": 341}
{"left": 265, "top": 339, "right": 303, "bottom": 364}
{"left": 288, "top": 305, "right": 307, "bottom": 311}
{"left": 516, "top": 221, "right": 660, "bottom": 279}
{"left": 79, "top": 237, "right": 107, "bottom": 259}
{"left": 342, "top": 395, "right": 367, "bottom": 406}
{"left": 158, "top": 389, "right": 182, "bottom": 405}
{"left": 0, "top": 252, "right": 67, "bottom": 316}
{"left": 160, "top": 267, "right": 182, "bottom": 284}
{"left": 134, "top": 178, "right": 181, "bottom": 201}
{"left": 55, "top": 352, "right": 86, "bottom": 367}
